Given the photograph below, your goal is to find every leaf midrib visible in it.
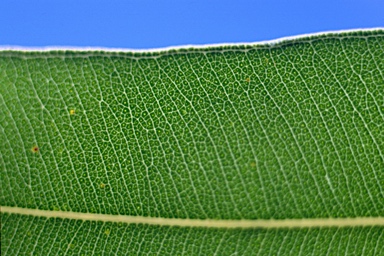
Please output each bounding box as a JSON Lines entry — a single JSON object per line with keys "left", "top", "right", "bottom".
{"left": 2, "top": 206, "right": 384, "bottom": 229}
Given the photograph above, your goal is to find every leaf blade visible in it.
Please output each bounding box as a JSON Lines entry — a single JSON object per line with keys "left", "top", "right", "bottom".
{"left": 1, "top": 29, "right": 383, "bottom": 254}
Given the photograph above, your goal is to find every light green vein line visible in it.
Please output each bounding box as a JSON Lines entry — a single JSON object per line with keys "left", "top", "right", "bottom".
{"left": 2, "top": 206, "right": 384, "bottom": 229}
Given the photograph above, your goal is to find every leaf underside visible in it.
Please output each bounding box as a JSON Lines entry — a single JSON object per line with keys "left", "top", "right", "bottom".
{"left": 1, "top": 30, "right": 383, "bottom": 255}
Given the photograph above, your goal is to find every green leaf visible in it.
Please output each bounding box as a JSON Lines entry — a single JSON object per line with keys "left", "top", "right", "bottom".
{"left": 1, "top": 29, "right": 383, "bottom": 255}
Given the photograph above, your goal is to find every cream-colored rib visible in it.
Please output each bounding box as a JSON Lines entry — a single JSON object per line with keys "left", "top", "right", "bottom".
{"left": 1, "top": 206, "right": 383, "bottom": 229}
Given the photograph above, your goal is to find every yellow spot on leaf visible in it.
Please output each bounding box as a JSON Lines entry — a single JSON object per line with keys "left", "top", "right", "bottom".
{"left": 245, "top": 78, "right": 250, "bottom": 83}
{"left": 69, "top": 109, "right": 75, "bottom": 115}
{"left": 31, "top": 146, "right": 39, "bottom": 153}
{"left": 100, "top": 183, "right": 105, "bottom": 189}
{"left": 104, "top": 229, "right": 110, "bottom": 235}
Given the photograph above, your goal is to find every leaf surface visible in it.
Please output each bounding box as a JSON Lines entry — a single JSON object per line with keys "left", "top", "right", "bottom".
{"left": 1, "top": 29, "right": 384, "bottom": 255}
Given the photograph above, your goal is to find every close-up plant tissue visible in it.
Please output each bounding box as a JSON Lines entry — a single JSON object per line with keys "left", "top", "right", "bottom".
{"left": 1, "top": 1, "right": 383, "bottom": 255}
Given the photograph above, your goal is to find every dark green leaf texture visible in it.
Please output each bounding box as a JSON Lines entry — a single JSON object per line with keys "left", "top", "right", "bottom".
{"left": 1, "top": 30, "right": 383, "bottom": 255}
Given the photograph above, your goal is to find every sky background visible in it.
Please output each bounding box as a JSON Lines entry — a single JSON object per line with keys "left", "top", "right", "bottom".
{"left": 1, "top": 0, "right": 383, "bottom": 49}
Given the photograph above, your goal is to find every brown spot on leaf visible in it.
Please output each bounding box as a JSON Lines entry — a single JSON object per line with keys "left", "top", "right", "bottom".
{"left": 31, "top": 146, "right": 39, "bottom": 153}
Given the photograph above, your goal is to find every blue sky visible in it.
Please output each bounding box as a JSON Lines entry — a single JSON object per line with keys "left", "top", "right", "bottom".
{"left": 1, "top": 0, "right": 383, "bottom": 49}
